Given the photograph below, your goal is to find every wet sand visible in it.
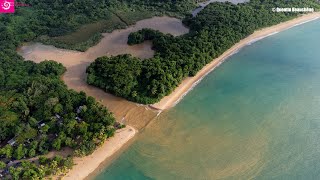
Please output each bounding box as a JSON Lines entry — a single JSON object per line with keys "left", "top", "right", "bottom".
{"left": 18, "top": 16, "right": 189, "bottom": 130}
{"left": 18, "top": 13, "right": 320, "bottom": 180}
{"left": 62, "top": 126, "right": 136, "bottom": 180}
{"left": 18, "top": 16, "right": 188, "bottom": 180}
{"left": 151, "top": 12, "right": 320, "bottom": 110}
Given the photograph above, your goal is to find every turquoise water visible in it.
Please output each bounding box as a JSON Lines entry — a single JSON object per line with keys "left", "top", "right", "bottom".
{"left": 96, "top": 20, "right": 320, "bottom": 180}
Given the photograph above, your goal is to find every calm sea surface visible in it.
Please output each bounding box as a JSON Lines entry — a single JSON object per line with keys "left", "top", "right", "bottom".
{"left": 96, "top": 20, "right": 320, "bottom": 180}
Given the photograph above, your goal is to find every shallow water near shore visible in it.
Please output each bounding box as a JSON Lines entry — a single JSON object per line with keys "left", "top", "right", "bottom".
{"left": 95, "top": 19, "right": 320, "bottom": 179}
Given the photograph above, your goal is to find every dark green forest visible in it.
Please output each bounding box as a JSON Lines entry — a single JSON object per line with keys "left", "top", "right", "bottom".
{"left": 0, "top": 57, "right": 117, "bottom": 178}
{"left": 30, "top": 0, "right": 197, "bottom": 51}
{"left": 1, "top": 0, "right": 319, "bottom": 179}
{"left": 87, "top": 0, "right": 320, "bottom": 104}
{"left": 0, "top": 0, "right": 195, "bottom": 179}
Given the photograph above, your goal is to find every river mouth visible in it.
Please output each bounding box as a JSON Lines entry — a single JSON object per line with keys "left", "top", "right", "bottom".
{"left": 18, "top": 16, "right": 189, "bottom": 130}
{"left": 95, "top": 18, "right": 320, "bottom": 180}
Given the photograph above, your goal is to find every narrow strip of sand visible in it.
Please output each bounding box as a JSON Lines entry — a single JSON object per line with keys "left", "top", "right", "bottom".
{"left": 60, "top": 126, "right": 136, "bottom": 180}
{"left": 21, "top": 13, "right": 320, "bottom": 180}
{"left": 151, "top": 12, "right": 320, "bottom": 110}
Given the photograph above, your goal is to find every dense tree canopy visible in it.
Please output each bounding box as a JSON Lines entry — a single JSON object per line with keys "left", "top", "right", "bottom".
{"left": 87, "top": 55, "right": 142, "bottom": 98}
{"left": 87, "top": 0, "right": 320, "bottom": 104}
{"left": 1, "top": 0, "right": 319, "bottom": 178}
{"left": 2, "top": 0, "right": 196, "bottom": 178}
{"left": 0, "top": 0, "right": 196, "bottom": 51}
{"left": 0, "top": 0, "right": 198, "bottom": 178}
{"left": 0, "top": 56, "right": 116, "bottom": 178}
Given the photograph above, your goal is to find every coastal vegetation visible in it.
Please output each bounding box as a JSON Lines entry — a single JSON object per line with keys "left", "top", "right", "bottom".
{"left": 6, "top": 156, "right": 74, "bottom": 179}
{"left": 0, "top": 0, "right": 198, "bottom": 178}
{"left": 86, "top": 0, "right": 320, "bottom": 104}
{"left": 0, "top": 56, "right": 117, "bottom": 178}
{"left": 36, "top": 0, "right": 197, "bottom": 51}
{"left": 1, "top": 0, "right": 319, "bottom": 179}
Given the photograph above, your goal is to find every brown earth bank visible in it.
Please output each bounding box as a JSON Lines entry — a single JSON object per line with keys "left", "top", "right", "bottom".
{"left": 18, "top": 16, "right": 189, "bottom": 180}
{"left": 18, "top": 13, "right": 320, "bottom": 180}
{"left": 18, "top": 16, "right": 189, "bottom": 130}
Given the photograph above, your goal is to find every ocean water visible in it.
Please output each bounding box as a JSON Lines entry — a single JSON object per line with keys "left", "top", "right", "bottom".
{"left": 95, "top": 20, "right": 320, "bottom": 180}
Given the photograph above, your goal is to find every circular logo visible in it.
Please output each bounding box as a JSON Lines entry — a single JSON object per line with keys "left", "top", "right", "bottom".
{"left": 2, "top": 1, "right": 11, "bottom": 10}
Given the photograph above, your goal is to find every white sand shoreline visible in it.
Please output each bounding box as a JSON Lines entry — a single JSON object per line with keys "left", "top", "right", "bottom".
{"left": 60, "top": 126, "right": 136, "bottom": 180}
{"left": 19, "top": 13, "right": 320, "bottom": 180}
{"left": 17, "top": 16, "right": 187, "bottom": 180}
{"left": 75, "top": 13, "right": 320, "bottom": 180}
{"left": 151, "top": 12, "right": 320, "bottom": 110}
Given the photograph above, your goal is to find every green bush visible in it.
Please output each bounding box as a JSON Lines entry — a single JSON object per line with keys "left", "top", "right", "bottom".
{"left": 87, "top": 0, "right": 320, "bottom": 104}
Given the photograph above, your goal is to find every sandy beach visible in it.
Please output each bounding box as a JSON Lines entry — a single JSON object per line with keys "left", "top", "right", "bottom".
{"left": 18, "top": 16, "right": 188, "bottom": 180}
{"left": 18, "top": 16, "right": 189, "bottom": 130}
{"left": 18, "top": 12, "right": 320, "bottom": 180}
{"left": 151, "top": 12, "right": 320, "bottom": 110}
{"left": 59, "top": 126, "right": 136, "bottom": 180}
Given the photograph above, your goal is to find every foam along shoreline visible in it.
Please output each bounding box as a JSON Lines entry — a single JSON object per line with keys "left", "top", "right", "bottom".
{"left": 59, "top": 126, "right": 136, "bottom": 180}
{"left": 18, "top": 13, "right": 319, "bottom": 180}
{"left": 151, "top": 12, "right": 320, "bottom": 110}
{"left": 17, "top": 16, "right": 187, "bottom": 180}
{"left": 56, "top": 13, "right": 320, "bottom": 180}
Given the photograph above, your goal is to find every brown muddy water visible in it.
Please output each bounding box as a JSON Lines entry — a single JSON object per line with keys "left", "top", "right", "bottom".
{"left": 18, "top": 16, "right": 189, "bottom": 130}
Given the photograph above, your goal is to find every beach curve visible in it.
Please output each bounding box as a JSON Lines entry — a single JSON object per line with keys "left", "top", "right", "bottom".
{"left": 62, "top": 126, "right": 136, "bottom": 180}
{"left": 151, "top": 12, "right": 320, "bottom": 110}
{"left": 17, "top": 13, "right": 320, "bottom": 180}
{"left": 17, "top": 16, "right": 188, "bottom": 180}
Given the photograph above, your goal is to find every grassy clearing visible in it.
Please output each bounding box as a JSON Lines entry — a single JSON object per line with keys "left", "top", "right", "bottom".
{"left": 113, "top": 9, "right": 156, "bottom": 25}
{"left": 37, "top": 4, "right": 186, "bottom": 52}
{"left": 52, "top": 14, "right": 127, "bottom": 44}
{"left": 38, "top": 13, "right": 127, "bottom": 51}
{"left": 38, "top": 8, "right": 156, "bottom": 52}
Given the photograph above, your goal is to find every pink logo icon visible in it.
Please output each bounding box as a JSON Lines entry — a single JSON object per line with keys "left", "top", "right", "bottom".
{"left": 0, "top": 0, "right": 15, "bottom": 14}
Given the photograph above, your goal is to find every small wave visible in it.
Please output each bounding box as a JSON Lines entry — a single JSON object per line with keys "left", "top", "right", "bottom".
{"left": 229, "top": 49, "right": 240, "bottom": 56}
{"left": 24, "top": 50, "right": 32, "bottom": 55}
{"left": 247, "top": 31, "right": 279, "bottom": 45}
{"left": 163, "top": 17, "right": 319, "bottom": 109}
{"left": 291, "top": 17, "right": 319, "bottom": 28}
{"left": 144, "top": 106, "right": 150, "bottom": 111}
{"left": 136, "top": 103, "right": 144, "bottom": 107}
{"left": 172, "top": 53, "right": 232, "bottom": 107}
